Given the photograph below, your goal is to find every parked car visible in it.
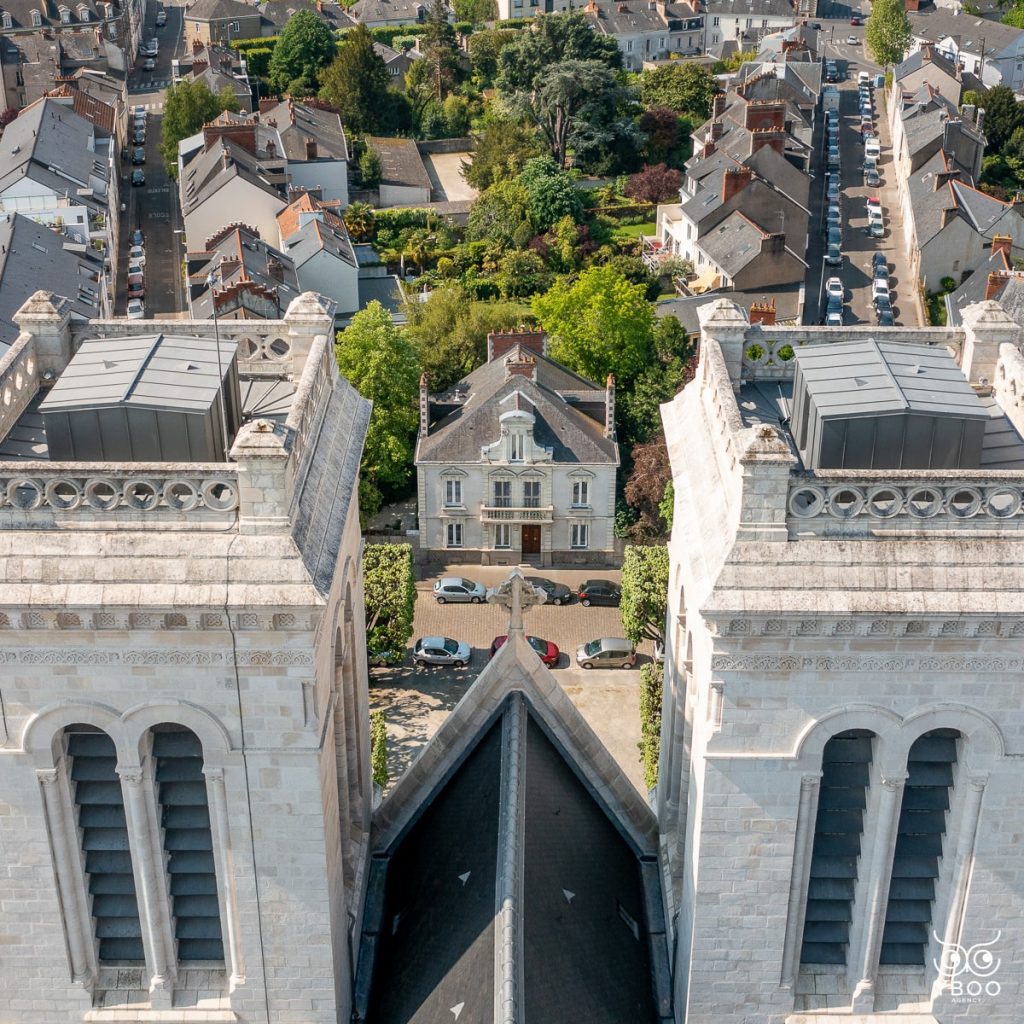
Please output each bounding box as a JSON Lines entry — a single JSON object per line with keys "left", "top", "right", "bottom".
{"left": 129, "top": 245, "right": 146, "bottom": 266}
{"left": 432, "top": 576, "right": 486, "bottom": 604}
{"left": 874, "top": 262, "right": 890, "bottom": 282}
{"left": 858, "top": 72, "right": 870, "bottom": 84}
{"left": 156, "top": 9, "right": 166, "bottom": 25}
{"left": 524, "top": 575, "right": 573, "bottom": 605}
{"left": 127, "top": 298, "right": 145, "bottom": 319}
{"left": 872, "top": 278, "right": 891, "bottom": 302}
{"left": 873, "top": 252, "right": 888, "bottom": 275}
{"left": 877, "top": 307, "right": 895, "bottom": 327}
{"left": 826, "top": 294, "right": 842, "bottom": 317}
{"left": 826, "top": 208, "right": 841, "bottom": 234}
{"left": 575, "top": 637, "right": 636, "bottom": 670}
{"left": 826, "top": 240, "right": 842, "bottom": 267}
{"left": 865, "top": 168, "right": 880, "bottom": 187}
{"left": 133, "top": 128, "right": 146, "bottom": 145}
{"left": 130, "top": 169, "right": 145, "bottom": 186}
{"left": 826, "top": 176, "right": 840, "bottom": 203}
{"left": 142, "top": 58, "right": 156, "bottom": 72}
{"left": 127, "top": 260, "right": 144, "bottom": 277}
{"left": 827, "top": 225, "right": 842, "bottom": 249}
{"left": 490, "top": 634, "right": 560, "bottom": 667}
{"left": 826, "top": 276, "right": 843, "bottom": 301}
{"left": 825, "top": 309, "right": 843, "bottom": 327}
{"left": 868, "top": 218, "right": 884, "bottom": 239}
{"left": 852, "top": 16, "right": 864, "bottom": 26}
{"left": 127, "top": 275, "right": 145, "bottom": 298}
{"left": 847, "top": 34, "right": 858, "bottom": 44}
{"left": 130, "top": 228, "right": 144, "bottom": 247}
{"left": 131, "top": 147, "right": 145, "bottom": 165}
{"left": 828, "top": 147, "right": 840, "bottom": 169}
{"left": 413, "top": 636, "right": 471, "bottom": 667}
{"left": 577, "top": 579, "right": 621, "bottom": 607}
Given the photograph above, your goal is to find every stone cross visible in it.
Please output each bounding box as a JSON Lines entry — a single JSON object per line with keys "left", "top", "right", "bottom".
{"left": 486, "top": 568, "right": 547, "bottom": 632}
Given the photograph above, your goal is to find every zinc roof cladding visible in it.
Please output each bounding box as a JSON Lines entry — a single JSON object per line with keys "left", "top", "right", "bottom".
{"left": 793, "top": 339, "right": 987, "bottom": 422}
{"left": 40, "top": 334, "right": 238, "bottom": 413}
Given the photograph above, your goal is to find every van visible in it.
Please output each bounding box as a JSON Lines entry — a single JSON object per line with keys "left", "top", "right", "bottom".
{"left": 865, "top": 138, "right": 881, "bottom": 161}
{"left": 575, "top": 637, "right": 636, "bottom": 670}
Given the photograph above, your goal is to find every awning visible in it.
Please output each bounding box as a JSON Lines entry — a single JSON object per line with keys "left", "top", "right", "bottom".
{"left": 689, "top": 267, "right": 721, "bottom": 294}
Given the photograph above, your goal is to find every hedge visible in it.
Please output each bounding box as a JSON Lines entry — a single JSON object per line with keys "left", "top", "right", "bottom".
{"left": 639, "top": 662, "right": 663, "bottom": 792}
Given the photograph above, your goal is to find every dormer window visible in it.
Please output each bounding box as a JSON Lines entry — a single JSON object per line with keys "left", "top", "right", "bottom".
{"left": 31, "top": 8, "right": 42, "bottom": 26}
{"left": 509, "top": 433, "right": 524, "bottom": 462}
{"left": 1, "top": 12, "right": 11, "bottom": 27}
{"left": 79, "top": 5, "right": 90, "bottom": 20}
{"left": 59, "top": 5, "right": 71, "bottom": 23}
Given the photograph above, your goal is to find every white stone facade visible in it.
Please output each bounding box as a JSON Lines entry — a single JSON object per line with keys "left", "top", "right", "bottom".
{"left": 659, "top": 298, "right": 1024, "bottom": 1023}
{"left": 0, "top": 291, "right": 373, "bottom": 1023}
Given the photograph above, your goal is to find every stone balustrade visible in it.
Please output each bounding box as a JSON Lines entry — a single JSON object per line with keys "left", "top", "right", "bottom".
{"left": 0, "top": 336, "right": 39, "bottom": 443}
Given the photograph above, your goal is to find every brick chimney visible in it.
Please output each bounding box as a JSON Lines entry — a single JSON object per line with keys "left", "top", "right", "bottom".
{"left": 993, "top": 234, "right": 1013, "bottom": 258}
{"left": 985, "top": 270, "right": 1009, "bottom": 302}
{"left": 721, "top": 167, "right": 753, "bottom": 204}
{"left": 419, "top": 373, "right": 430, "bottom": 435}
{"left": 259, "top": 97, "right": 277, "bottom": 114}
{"left": 487, "top": 329, "right": 547, "bottom": 361}
{"left": 750, "top": 128, "right": 787, "bottom": 156}
{"left": 204, "top": 120, "right": 256, "bottom": 156}
{"left": 305, "top": 137, "right": 318, "bottom": 160}
{"left": 744, "top": 100, "right": 786, "bottom": 131}
{"left": 749, "top": 299, "right": 776, "bottom": 326}
{"left": 605, "top": 374, "right": 616, "bottom": 439}
{"left": 712, "top": 92, "right": 727, "bottom": 119}
{"left": 710, "top": 120, "right": 724, "bottom": 141}
{"left": 761, "top": 232, "right": 785, "bottom": 254}
{"left": 505, "top": 353, "right": 537, "bottom": 381}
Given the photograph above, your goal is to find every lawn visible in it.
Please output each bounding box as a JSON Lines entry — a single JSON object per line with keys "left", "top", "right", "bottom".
{"left": 611, "top": 221, "right": 656, "bottom": 240}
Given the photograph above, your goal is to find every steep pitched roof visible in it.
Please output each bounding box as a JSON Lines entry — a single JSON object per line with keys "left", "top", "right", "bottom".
{"left": 185, "top": 0, "right": 255, "bottom": 21}
{"left": 895, "top": 45, "right": 960, "bottom": 84}
{"left": 945, "top": 246, "right": 1014, "bottom": 326}
{"left": 180, "top": 137, "right": 285, "bottom": 217}
{"left": 951, "top": 180, "right": 1014, "bottom": 235}
{"left": 261, "top": 99, "right": 348, "bottom": 161}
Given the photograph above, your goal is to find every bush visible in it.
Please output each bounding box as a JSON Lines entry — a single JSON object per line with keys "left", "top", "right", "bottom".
{"left": 371, "top": 710, "right": 389, "bottom": 790}
{"left": 243, "top": 47, "right": 274, "bottom": 79}
{"left": 939, "top": 276, "right": 957, "bottom": 293}
{"left": 360, "top": 147, "right": 383, "bottom": 188}
{"left": 364, "top": 543, "right": 416, "bottom": 663}
{"left": 624, "top": 163, "right": 682, "bottom": 204}
{"left": 639, "top": 663, "right": 663, "bottom": 792}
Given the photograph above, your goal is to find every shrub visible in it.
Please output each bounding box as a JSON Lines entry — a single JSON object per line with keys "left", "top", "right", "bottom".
{"left": 371, "top": 710, "right": 389, "bottom": 789}
{"left": 639, "top": 663, "right": 663, "bottom": 791}
{"left": 940, "top": 276, "right": 957, "bottom": 293}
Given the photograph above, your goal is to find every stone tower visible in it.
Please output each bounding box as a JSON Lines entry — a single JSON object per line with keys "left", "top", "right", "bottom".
{"left": 0, "top": 292, "right": 373, "bottom": 1023}
{"left": 659, "top": 300, "right": 1024, "bottom": 1023}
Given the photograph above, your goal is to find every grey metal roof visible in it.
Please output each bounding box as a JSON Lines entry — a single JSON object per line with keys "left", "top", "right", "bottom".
{"left": 39, "top": 334, "right": 238, "bottom": 413}
{"left": 792, "top": 339, "right": 988, "bottom": 421}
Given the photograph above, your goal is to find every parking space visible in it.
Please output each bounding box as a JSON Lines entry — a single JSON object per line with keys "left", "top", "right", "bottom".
{"left": 369, "top": 565, "right": 653, "bottom": 795}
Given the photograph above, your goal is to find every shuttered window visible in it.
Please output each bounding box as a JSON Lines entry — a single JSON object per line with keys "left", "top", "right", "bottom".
{"left": 801, "top": 730, "right": 874, "bottom": 965}
{"left": 880, "top": 729, "right": 959, "bottom": 965}
{"left": 66, "top": 728, "right": 144, "bottom": 963}
{"left": 152, "top": 726, "right": 224, "bottom": 962}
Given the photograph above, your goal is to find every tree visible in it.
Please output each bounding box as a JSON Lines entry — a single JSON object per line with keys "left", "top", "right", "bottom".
{"left": 518, "top": 156, "right": 583, "bottom": 232}
{"left": 638, "top": 663, "right": 662, "bottom": 791}
{"left": 624, "top": 433, "right": 672, "bottom": 536}
{"left": 979, "top": 85, "right": 1024, "bottom": 151}
{"left": 371, "top": 711, "right": 389, "bottom": 790}
{"left": 268, "top": 10, "right": 337, "bottom": 94}
{"left": 468, "top": 27, "right": 521, "bottom": 87}
{"left": 639, "top": 62, "right": 718, "bottom": 119}
{"left": 335, "top": 301, "right": 420, "bottom": 518}
{"left": 639, "top": 106, "right": 682, "bottom": 164}
{"left": 624, "top": 163, "right": 683, "bottom": 203}
{"left": 618, "top": 358, "right": 688, "bottom": 444}
{"left": 865, "top": 0, "right": 911, "bottom": 68}
{"left": 421, "top": 0, "right": 461, "bottom": 99}
{"left": 658, "top": 479, "right": 674, "bottom": 533}
{"left": 532, "top": 264, "right": 655, "bottom": 385}
{"left": 467, "top": 178, "right": 534, "bottom": 246}
{"left": 364, "top": 544, "right": 416, "bottom": 664}
{"left": 159, "top": 80, "right": 239, "bottom": 176}
{"left": 621, "top": 545, "right": 670, "bottom": 646}
{"left": 1003, "top": 4, "right": 1024, "bottom": 26}
{"left": 454, "top": 0, "right": 496, "bottom": 22}
{"left": 343, "top": 201, "right": 376, "bottom": 242}
{"left": 464, "top": 116, "right": 542, "bottom": 190}
{"left": 441, "top": 93, "right": 472, "bottom": 136}
{"left": 359, "top": 147, "right": 383, "bottom": 188}
{"left": 319, "top": 24, "right": 394, "bottom": 134}
{"left": 0, "top": 107, "right": 18, "bottom": 131}
{"left": 496, "top": 249, "right": 549, "bottom": 298}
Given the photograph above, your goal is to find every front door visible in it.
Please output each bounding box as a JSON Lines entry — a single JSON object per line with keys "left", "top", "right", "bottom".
{"left": 521, "top": 525, "right": 541, "bottom": 555}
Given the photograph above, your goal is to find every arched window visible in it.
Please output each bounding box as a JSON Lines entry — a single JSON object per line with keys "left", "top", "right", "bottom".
{"left": 880, "top": 728, "right": 960, "bottom": 965}
{"left": 65, "top": 726, "right": 144, "bottom": 963}
{"left": 800, "top": 730, "right": 875, "bottom": 966}
{"left": 150, "top": 725, "right": 224, "bottom": 962}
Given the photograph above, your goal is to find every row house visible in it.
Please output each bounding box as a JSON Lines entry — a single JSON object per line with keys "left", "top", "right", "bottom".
{"left": 582, "top": 0, "right": 705, "bottom": 71}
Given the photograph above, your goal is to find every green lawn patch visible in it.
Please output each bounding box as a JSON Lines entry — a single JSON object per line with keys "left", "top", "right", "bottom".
{"left": 611, "top": 221, "right": 656, "bottom": 240}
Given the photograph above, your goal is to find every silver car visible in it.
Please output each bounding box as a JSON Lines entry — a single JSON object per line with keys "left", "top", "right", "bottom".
{"left": 432, "top": 576, "right": 486, "bottom": 604}
{"left": 575, "top": 637, "right": 636, "bottom": 670}
{"left": 413, "top": 636, "right": 471, "bottom": 667}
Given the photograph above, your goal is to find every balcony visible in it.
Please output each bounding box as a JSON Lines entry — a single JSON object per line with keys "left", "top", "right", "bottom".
{"left": 480, "top": 504, "right": 554, "bottom": 524}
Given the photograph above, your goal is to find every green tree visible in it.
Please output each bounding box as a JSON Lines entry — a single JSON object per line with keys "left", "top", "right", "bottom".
{"left": 638, "top": 662, "right": 662, "bottom": 791}
{"left": 453, "top": 0, "right": 496, "bottom": 22}
{"left": 420, "top": 0, "right": 461, "bottom": 99}
{"left": 618, "top": 357, "right": 689, "bottom": 445}
{"left": 532, "top": 265, "right": 655, "bottom": 385}
{"left": 1003, "top": 4, "right": 1024, "bottom": 26}
{"left": 159, "top": 80, "right": 239, "bottom": 176}
{"left": 335, "top": 301, "right": 420, "bottom": 518}
{"left": 518, "top": 155, "right": 583, "bottom": 232}
{"left": 359, "top": 147, "right": 383, "bottom": 188}
{"left": 268, "top": 9, "right": 337, "bottom": 94}
{"left": 496, "top": 249, "right": 549, "bottom": 298}
{"left": 621, "top": 545, "right": 670, "bottom": 644}
{"left": 464, "top": 116, "right": 542, "bottom": 190}
{"left": 979, "top": 84, "right": 1024, "bottom": 151}
{"left": 319, "top": 24, "right": 394, "bottom": 134}
{"left": 658, "top": 479, "right": 674, "bottom": 533}
{"left": 442, "top": 93, "right": 472, "bottom": 136}
{"left": 468, "top": 27, "right": 520, "bottom": 87}
{"left": 343, "top": 200, "right": 376, "bottom": 242}
{"left": 865, "top": 0, "right": 911, "bottom": 68}
{"left": 639, "top": 62, "right": 719, "bottom": 118}
{"left": 364, "top": 544, "right": 416, "bottom": 663}
{"left": 467, "top": 178, "right": 534, "bottom": 246}
{"left": 371, "top": 710, "right": 389, "bottom": 790}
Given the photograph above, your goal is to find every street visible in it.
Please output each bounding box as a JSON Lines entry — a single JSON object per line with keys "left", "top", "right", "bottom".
{"left": 116, "top": 0, "right": 190, "bottom": 316}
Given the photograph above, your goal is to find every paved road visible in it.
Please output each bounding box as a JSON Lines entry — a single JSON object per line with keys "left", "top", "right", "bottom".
{"left": 116, "top": 1, "right": 189, "bottom": 317}
{"left": 368, "top": 565, "right": 653, "bottom": 796}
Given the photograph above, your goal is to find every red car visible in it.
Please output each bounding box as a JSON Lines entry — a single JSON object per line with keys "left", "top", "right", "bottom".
{"left": 489, "top": 634, "right": 560, "bottom": 667}
{"left": 851, "top": 15, "right": 863, "bottom": 25}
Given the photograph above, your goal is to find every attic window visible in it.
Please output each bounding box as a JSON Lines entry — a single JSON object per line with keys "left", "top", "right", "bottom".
{"left": 0, "top": 12, "right": 9, "bottom": 27}
{"left": 79, "top": 5, "right": 90, "bottom": 19}
{"left": 59, "top": 4, "right": 71, "bottom": 21}
{"left": 31, "top": 8, "right": 42, "bottom": 25}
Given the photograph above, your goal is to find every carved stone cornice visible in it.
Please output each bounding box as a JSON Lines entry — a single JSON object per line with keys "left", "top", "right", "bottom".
{"left": 711, "top": 653, "right": 1024, "bottom": 674}
{"left": 711, "top": 616, "right": 1020, "bottom": 639}
{"left": 0, "top": 647, "right": 314, "bottom": 666}
{"left": 0, "top": 609, "right": 314, "bottom": 633}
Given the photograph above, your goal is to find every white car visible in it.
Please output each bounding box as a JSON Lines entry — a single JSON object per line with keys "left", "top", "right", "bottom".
{"left": 826, "top": 309, "right": 843, "bottom": 327}
{"left": 127, "top": 261, "right": 144, "bottom": 278}
{"left": 127, "top": 298, "right": 145, "bottom": 319}
{"left": 156, "top": 9, "right": 167, "bottom": 25}
{"left": 129, "top": 245, "right": 146, "bottom": 266}
{"left": 413, "top": 636, "right": 471, "bottom": 667}
{"left": 872, "top": 278, "right": 890, "bottom": 301}
{"left": 826, "top": 277, "right": 844, "bottom": 301}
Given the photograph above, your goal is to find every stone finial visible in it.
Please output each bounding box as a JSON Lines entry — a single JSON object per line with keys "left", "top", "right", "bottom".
{"left": 284, "top": 290, "right": 336, "bottom": 322}
{"left": 698, "top": 299, "right": 749, "bottom": 391}
{"left": 486, "top": 568, "right": 547, "bottom": 633}
{"left": 961, "top": 299, "right": 1021, "bottom": 386}
{"left": 230, "top": 419, "right": 293, "bottom": 534}
{"left": 284, "top": 290, "right": 336, "bottom": 374}
{"left": 13, "top": 290, "right": 74, "bottom": 376}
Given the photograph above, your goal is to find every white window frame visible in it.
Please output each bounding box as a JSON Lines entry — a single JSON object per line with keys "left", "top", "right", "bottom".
{"left": 570, "top": 523, "right": 589, "bottom": 549}
{"left": 31, "top": 8, "right": 42, "bottom": 25}
{"left": 494, "top": 523, "right": 511, "bottom": 549}
{"left": 493, "top": 479, "right": 512, "bottom": 508}
{"left": 571, "top": 479, "right": 590, "bottom": 509}
{"left": 446, "top": 522, "right": 463, "bottom": 548}
{"left": 523, "top": 479, "right": 541, "bottom": 508}
{"left": 443, "top": 477, "right": 463, "bottom": 508}
{"left": 509, "top": 433, "right": 524, "bottom": 462}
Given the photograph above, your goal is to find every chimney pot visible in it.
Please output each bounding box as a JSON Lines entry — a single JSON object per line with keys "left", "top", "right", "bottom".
{"left": 605, "top": 373, "right": 616, "bottom": 439}
{"left": 721, "top": 167, "right": 753, "bottom": 204}
{"left": 993, "top": 234, "right": 1013, "bottom": 258}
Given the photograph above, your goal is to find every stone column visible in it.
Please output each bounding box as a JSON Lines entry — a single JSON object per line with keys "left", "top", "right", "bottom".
{"left": 37, "top": 766, "right": 95, "bottom": 988}
{"left": 780, "top": 772, "right": 822, "bottom": 991}
{"left": 231, "top": 419, "right": 292, "bottom": 535}
{"left": 932, "top": 772, "right": 989, "bottom": 1001}
{"left": 851, "top": 771, "right": 908, "bottom": 1012}
{"left": 696, "top": 298, "right": 749, "bottom": 391}
{"left": 118, "top": 766, "right": 173, "bottom": 1005}
{"left": 203, "top": 767, "right": 245, "bottom": 988}
{"left": 12, "top": 290, "right": 73, "bottom": 376}
{"left": 961, "top": 300, "right": 1018, "bottom": 387}
{"left": 283, "top": 291, "right": 337, "bottom": 374}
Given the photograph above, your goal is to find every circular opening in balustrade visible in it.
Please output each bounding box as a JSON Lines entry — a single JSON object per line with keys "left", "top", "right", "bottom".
{"left": 123, "top": 479, "right": 159, "bottom": 511}
{"left": 827, "top": 486, "right": 864, "bottom": 518}
{"left": 25, "top": 358, "right": 34, "bottom": 377}
{"left": 984, "top": 487, "right": 1021, "bottom": 519}
{"left": 906, "top": 486, "right": 943, "bottom": 518}
{"left": 201, "top": 479, "right": 238, "bottom": 512}
{"left": 2, "top": 386, "right": 11, "bottom": 408}
{"left": 163, "top": 479, "right": 199, "bottom": 511}
{"left": 45, "top": 478, "right": 82, "bottom": 511}
{"left": 7, "top": 478, "right": 42, "bottom": 510}
{"left": 269, "top": 338, "right": 290, "bottom": 359}
{"left": 84, "top": 478, "right": 120, "bottom": 511}
{"left": 866, "top": 487, "right": 904, "bottom": 518}
{"left": 788, "top": 486, "right": 825, "bottom": 518}
{"left": 946, "top": 487, "right": 982, "bottom": 519}
{"left": 14, "top": 371, "right": 23, "bottom": 391}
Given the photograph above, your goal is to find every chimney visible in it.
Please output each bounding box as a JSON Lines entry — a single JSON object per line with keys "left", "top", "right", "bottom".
{"left": 749, "top": 299, "right": 776, "bottom": 326}
{"left": 712, "top": 92, "right": 727, "bottom": 118}
{"left": 744, "top": 99, "right": 785, "bottom": 131}
{"left": 985, "top": 270, "right": 1008, "bottom": 301}
{"left": 750, "top": 127, "right": 787, "bottom": 156}
{"left": 977, "top": 107, "right": 986, "bottom": 134}
{"left": 710, "top": 120, "right": 724, "bottom": 140}
{"left": 487, "top": 328, "right": 547, "bottom": 361}
{"left": 721, "top": 166, "right": 753, "bottom": 204}
{"left": 266, "top": 138, "right": 276, "bottom": 159}
{"left": 259, "top": 97, "right": 276, "bottom": 113}
{"left": 962, "top": 102, "right": 976, "bottom": 124}
{"left": 418, "top": 373, "right": 429, "bottom": 435}
{"left": 761, "top": 232, "right": 785, "bottom": 254}
{"left": 504, "top": 353, "right": 537, "bottom": 381}
{"left": 993, "top": 234, "right": 1013, "bottom": 258}
{"left": 604, "top": 374, "right": 616, "bottom": 439}
{"left": 305, "top": 137, "right": 318, "bottom": 160}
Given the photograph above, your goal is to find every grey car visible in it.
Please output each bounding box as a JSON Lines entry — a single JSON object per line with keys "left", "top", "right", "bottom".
{"left": 575, "top": 637, "right": 636, "bottom": 670}
{"left": 432, "top": 576, "right": 486, "bottom": 604}
{"left": 525, "top": 575, "right": 572, "bottom": 605}
{"left": 413, "top": 636, "right": 471, "bottom": 667}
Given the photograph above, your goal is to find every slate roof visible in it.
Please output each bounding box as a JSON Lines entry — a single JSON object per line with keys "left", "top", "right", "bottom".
{"left": 0, "top": 0, "right": 117, "bottom": 29}
{"left": 993, "top": 276, "right": 1024, "bottom": 332}
{"left": 284, "top": 216, "right": 357, "bottom": 271}
{"left": 417, "top": 345, "right": 618, "bottom": 466}
{"left": 185, "top": 0, "right": 256, "bottom": 21}
{"left": 908, "top": 9, "right": 1024, "bottom": 57}
{"left": 907, "top": 150, "right": 960, "bottom": 246}
{"left": 0, "top": 213, "right": 103, "bottom": 353}
{"left": 262, "top": 99, "right": 348, "bottom": 162}
{"left": 699, "top": 211, "right": 767, "bottom": 277}
{"left": 895, "top": 45, "right": 960, "bottom": 84}
{"left": 259, "top": 0, "right": 355, "bottom": 30}
{"left": 951, "top": 180, "right": 1013, "bottom": 235}
{"left": 945, "top": 247, "right": 1014, "bottom": 327}
{"left": 180, "top": 137, "right": 285, "bottom": 218}
{"left": 349, "top": 0, "right": 428, "bottom": 23}
{"left": 365, "top": 135, "right": 431, "bottom": 190}
{"left": 193, "top": 66, "right": 250, "bottom": 103}
{"left": 705, "top": 0, "right": 791, "bottom": 14}
{"left": 584, "top": 0, "right": 696, "bottom": 36}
